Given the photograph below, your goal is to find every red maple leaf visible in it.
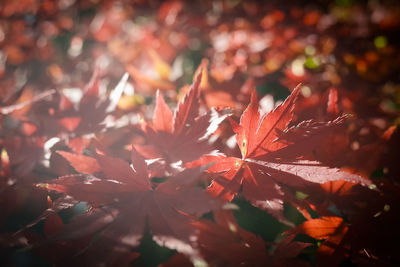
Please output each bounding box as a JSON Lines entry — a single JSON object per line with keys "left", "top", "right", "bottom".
{"left": 137, "top": 71, "right": 228, "bottom": 168}
{"left": 190, "top": 85, "right": 370, "bottom": 219}
{"left": 39, "top": 148, "right": 221, "bottom": 264}
{"left": 193, "top": 210, "right": 311, "bottom": 267}
{"left": 289, "top": 216, "right": 349, "bottom": 265}
{"left": 193, "top": 211, "right": 271, "bottom": 267}
{"left": 25, "top": 66, "right": 127, "bottom": 137}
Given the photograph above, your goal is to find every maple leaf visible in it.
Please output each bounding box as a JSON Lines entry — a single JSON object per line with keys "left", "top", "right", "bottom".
{"left": 230, "top": 85, "right": 301, "bottom": 159}
{"left": 137, "top": 71, "right": 229, "bottom": 168}
{"left": 26, "top": 66, "right": 127, "bottom": 136}
{"left": 293, "top": 216, "right": 347, "bottom": 240}
{"left": 39, "top": 148, "right": 221, "bottom": 264}
{"left": 11, "top": 195, "right": 78, "bottom": 247}
{"left": 272, "top": 235, "right": 312, "bottom": 267}
{"left": 21, "top": 212, "right": 93, "bottom": 266}
{"left": 191, "top": 86, "right": 371, "bottom": 220}
{"left": 192, "top": 210, "right": 310, "bottom": 267}
{"left": 193, "top": 211, "right": 270, "bottom": 267}
{"left": 289, "top": 216, "right": 349, "bottom": 265}
{"left": 57, "top": 150, "right": 101, "bottom": 174}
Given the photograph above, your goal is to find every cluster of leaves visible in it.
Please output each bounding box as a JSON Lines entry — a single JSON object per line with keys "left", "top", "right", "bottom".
{"left": 1, "top": 0, "right": 400, "bottom": 266}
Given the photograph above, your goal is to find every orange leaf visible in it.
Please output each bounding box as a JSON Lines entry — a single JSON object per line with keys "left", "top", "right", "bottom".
{"left": 297, "top": 216, "right": 347, "bottom": 240}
